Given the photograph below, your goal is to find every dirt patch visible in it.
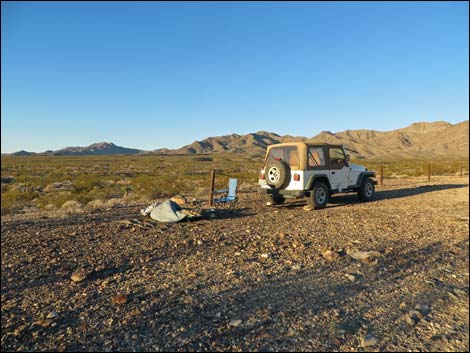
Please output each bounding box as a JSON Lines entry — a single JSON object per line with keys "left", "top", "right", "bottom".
{"left": 1, "top": 177, "right": 468, "bottom": 351}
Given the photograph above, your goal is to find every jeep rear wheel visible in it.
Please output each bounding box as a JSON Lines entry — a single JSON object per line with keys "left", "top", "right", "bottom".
{"left": 307, "top": 181, "right": 329, "bottom": 209}
{"left": 358, "top": 177, "right": 375, "bottom": 202}
{"left": 265, "top": 193, "right": 285, "bottom": 206}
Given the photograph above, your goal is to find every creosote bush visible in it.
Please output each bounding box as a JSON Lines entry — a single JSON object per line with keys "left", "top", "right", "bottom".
{"left": 60, "top": 200, "right": 82, "bottom": 214}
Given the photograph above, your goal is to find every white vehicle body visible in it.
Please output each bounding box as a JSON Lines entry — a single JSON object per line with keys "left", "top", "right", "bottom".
{"left": 259, "top": 142, "right": 376, "bottom": 208}
{"left": 259, "top": 163, "right": 367, "bottom": 192}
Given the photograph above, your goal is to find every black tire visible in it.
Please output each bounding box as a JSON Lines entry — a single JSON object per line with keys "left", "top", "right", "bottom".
{"left": 265, "top": 193, "right": 285, "bottom": 206}
{"left": 358, "top": 177, "right": 375, "bottom": 202}
{"left": 307, "top": 181, "right": 329, "bottom": 209}
{"left": 265, "top": 160, "right": 291, "bottom": 189}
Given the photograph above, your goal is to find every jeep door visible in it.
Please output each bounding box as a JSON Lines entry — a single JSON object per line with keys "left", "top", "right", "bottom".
{"left": 327, "top": 147, "right": 350, "bottom": 191}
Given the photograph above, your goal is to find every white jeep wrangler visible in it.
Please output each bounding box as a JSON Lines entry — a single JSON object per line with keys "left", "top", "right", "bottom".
{"left": 258, "top": 142, "right": 377, "bottom": 209}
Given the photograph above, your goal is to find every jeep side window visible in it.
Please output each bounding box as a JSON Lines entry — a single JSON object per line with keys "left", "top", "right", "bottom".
{"left": 308, "top": 147, "right": 325, "bottom": 168}
{"left": 328, "top": 147, "right": 346, "bottom": 168}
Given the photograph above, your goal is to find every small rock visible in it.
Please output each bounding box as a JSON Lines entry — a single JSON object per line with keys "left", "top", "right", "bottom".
{"left": 345, "top": 273, "right": 361, "bottom": 282}
{"left": 128, "top": 309, "right": 141, "bottom": 317}
{"left": 349, "top": 251, "right": 381, "bottom": 265}
{"left": 414, "top": 303, "right": 429, "bottom": 314}
{"left": 322, "top": 249, "right": 339, "bottom": 262}
{"left": 70, "top": 268, "right": 87, "bottom": 282}
{"left": 332, "top": 308, "right": 342, "bottom": 317}
{"left": 46, "top": 311, "right": 59, "bottom": 319}
{"left": 399, "top": 302, "right": 407, "bottom": 309}
{"left": 329, "top": 321, "right": 347, "bottom": 337}
{"left": 32, "top": 319, "right": 53, "bottom": 327}
{"left": 291, "top": 264, "right": 302, "bottom": 271}
{"left": 287, "top": 327, "right": 296, "bottom": 336}
{"left": 452, "top": 288, "right": 466, "bottom": 297}
{"left": 303, "top": 205, "right": 313, "bottom": 211}
{"left": 260, "top": 253, "right": 269, "bottom": 259}
{"left": 14, "top": 324, "right": 27, "bottom": 336}
{"left": 279, "top": 231, "right": 285, "bottom": 241}
{"left": 404, "top": 310, "right": 423, "bottom": 326}
{"left": 112, "top": 295, "right": 128, "bottom": 305}
{"left": 229, "top": 319, "right": 242, "bottom": 327}
{"left": 447, "top": 291, "right": 460, "bottom": 302}
{"left": 360, "top": 334, "right": 378, "bottom": 348}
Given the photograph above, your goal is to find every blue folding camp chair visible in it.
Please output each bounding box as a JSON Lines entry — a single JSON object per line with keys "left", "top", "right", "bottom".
{"left": 213, "top": 178, "right": 238, "bottom": 210}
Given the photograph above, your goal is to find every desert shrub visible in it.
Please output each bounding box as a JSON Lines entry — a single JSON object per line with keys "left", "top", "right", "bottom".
{"left": 1, "top": 189, "right": 39, "bottom": 214}
{"left": 73, "top": 174, "right": 102, "bottom": 193}
{"left": 60, "top": 200, "right": 82, "bottom": 214}
{"left": 131, "top": 174, "right": 190, "bottom": 199}
{"left": 44, "top": 204, "right": 56, "bottom": 211}
{"left": 86, "top": 198, "right": 121, "bottom": 210}
{"left": 105, "top": 198, "right": 122, "bottom": 208}
{"left": 86, "top": 199, "right": 108, "bottom": 211}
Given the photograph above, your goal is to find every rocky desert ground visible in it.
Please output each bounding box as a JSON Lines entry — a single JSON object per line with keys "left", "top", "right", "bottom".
{"left": 1, "top": 176, "right": 469, "bottom": 352}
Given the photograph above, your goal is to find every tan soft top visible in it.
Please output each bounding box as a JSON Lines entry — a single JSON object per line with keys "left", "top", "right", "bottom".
{"left": 265, "top": 142, "right": 344, "bottom": 169}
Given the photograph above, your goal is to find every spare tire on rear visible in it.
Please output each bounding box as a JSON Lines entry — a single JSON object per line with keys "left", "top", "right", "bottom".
{"left": 265, "top": 160, "right": 291, "bottom": 189}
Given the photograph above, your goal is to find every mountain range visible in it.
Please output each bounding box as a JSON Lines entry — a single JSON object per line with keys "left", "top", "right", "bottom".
{"left": 8, "top": 120, "right": 469, "bottom": 160}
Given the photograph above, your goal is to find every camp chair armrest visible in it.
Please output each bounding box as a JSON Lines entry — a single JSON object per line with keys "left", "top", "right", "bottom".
{"left": 213, "top": 188, "right": 229, "bottom": 194}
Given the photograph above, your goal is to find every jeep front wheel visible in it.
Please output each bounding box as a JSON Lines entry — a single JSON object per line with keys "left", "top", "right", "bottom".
{"left": 358, "top": 177, "right": 375, "bottom": 202}
{"left": 307, "top": 182, "right": 329, "bottom": 209}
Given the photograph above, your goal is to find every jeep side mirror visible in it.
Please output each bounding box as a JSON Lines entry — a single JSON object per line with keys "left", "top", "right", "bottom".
{"left": 345, "top": 154, "right": 350, "bottom": 162}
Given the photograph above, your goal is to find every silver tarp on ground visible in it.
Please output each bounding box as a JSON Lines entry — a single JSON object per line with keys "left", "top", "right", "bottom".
{"left": 149, "top": 199, "right": 188, "bottom": 223}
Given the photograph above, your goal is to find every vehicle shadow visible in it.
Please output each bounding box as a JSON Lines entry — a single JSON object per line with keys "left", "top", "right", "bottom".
{"left": 330, "top": 183, "right": 468, "bottom": 206}
{"left": 278, "top": 183, "right": 468, "bottom": 209}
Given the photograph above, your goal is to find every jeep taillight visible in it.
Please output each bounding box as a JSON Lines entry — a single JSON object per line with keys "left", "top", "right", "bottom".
{"left": 259, "top": 171, "right": 265, "bottom": 180}
{"left": 293, "top": 174, "right": 300, "bottom": 181}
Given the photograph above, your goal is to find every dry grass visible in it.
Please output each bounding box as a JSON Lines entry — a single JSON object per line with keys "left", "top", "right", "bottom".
{"left": 1, "top": 154, "right": 468, "bottom": 215}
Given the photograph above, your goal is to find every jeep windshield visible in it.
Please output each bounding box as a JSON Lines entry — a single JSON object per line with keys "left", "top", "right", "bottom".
{"left": 265, "top": 146, "right": 299, "bottom": 167}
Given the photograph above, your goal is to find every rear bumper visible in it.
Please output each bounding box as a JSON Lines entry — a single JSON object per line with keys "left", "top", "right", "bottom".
{"left": 260, "top": 187, "right": 306, "bottom": 198}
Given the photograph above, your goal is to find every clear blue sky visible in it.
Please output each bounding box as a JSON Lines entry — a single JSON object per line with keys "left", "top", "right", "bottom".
{"left": 1, "top": 1, "right": 469, "bottom": 153}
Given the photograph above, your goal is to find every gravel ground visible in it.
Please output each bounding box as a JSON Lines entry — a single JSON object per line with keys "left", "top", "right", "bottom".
{"left": 1, "top": 177, "right": 469, "bottom": 352}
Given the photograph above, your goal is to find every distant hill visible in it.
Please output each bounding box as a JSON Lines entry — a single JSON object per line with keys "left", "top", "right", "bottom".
{"left": 7, "top": 120, "right": 469, "bottom": 160}
{"left": 307, "top": 120, "right": 469, "bottom": 160}
{"left": 162, "top": 131, "right": 286, "bottom": 155}
{"left": 12, "top": 150, "right": 36, "bottom": 156}
{"left": 8, "top": 142, "right": 143, "bottom": 156}
{"left": 50, "top": 142, "right": 142, "bottom": 156}
{"left": 156, "top": 120, "right": 469, "bottom": 160}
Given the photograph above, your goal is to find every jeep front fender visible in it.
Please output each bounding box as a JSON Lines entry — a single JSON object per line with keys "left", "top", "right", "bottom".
{"left": 355, "top": 172, "right": 377, "bottom": 187}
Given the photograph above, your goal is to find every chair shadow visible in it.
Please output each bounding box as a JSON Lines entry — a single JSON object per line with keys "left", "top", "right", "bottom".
{"left": 211, "top": 207, "right": 257, "bottom": 220}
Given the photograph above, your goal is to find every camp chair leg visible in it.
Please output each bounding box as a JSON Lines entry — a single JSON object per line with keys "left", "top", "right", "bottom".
{"left": 230, "top": 200, "right": 238, "bottom": 213}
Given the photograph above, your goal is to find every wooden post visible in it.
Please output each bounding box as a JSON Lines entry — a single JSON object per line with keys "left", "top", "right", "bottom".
{"left": 380, "top": 164, "right": 384, "bottom": 186}
{"left": 428, "top": 162, "right": 431, "bottom": 182}
{"left": 208, "top": 169, "right": 216, "bottom": 207}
